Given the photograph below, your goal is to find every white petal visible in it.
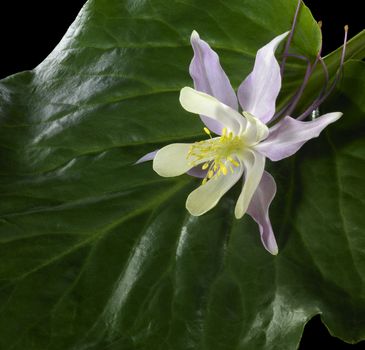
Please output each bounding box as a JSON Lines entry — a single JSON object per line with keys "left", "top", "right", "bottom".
{"left": 179, "top": 87, "right": 245, "bottom": 135}
{"left": 241, "top": 111, "right": 269, "bottom": 145}
{"left": 153, "top": 143, "right": 193, "bottom": 177}
{"left": 186, "top": 164, "right": 244, "bottom": 216}
{"left": 234, "top": 150, "right": 266, "bottom": 219}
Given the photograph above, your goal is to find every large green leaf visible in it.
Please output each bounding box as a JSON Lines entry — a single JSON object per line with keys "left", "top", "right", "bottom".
{"left": 0, "top": 0, "right": 364, "bottom": 349}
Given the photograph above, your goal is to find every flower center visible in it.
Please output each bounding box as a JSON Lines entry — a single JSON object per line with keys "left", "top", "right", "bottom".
{"left": 187, "top": 127, "right": 244, "bottom": 184}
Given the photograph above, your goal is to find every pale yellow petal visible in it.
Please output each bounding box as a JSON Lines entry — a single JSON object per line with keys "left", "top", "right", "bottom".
{"left": 242, "top": 111, "right": 269, "bottom": 145}
{"left": 179, "top": 87, "right": 245, "bottom": 135}
{"left": 186, "top": 163, "right": 244, "bottom": 216}
{"left": 153, "top": 143, "right": 193, "bottom": 177}
{"left": 234, "top": 150, "right": 266, "bottom": 219}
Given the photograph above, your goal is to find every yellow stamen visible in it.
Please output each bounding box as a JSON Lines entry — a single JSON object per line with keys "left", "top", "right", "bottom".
{"left": 187, "top": 128, "right": 245, "bottom": 185}
{"left": 203, "top": 127, "right": 212, "bottom": 138}
{"left": 228, "top": 156, "right": 240, "bottom": 167}
{"left": 221, "top": 164, "right": 228, "bottom": 175}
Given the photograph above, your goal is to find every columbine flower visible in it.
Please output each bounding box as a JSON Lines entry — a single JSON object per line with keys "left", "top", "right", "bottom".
{"left": 137, "top": 30, "right": 342, "bottom": 255}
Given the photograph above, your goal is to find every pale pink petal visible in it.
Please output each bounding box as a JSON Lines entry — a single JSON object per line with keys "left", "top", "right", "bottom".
{"left": 247, "top": 171, "right": 278, "bottom": 255}
{"left": 187, "top": 165, "right": 207, "bottom": 178}
{"left": 237, "top": 32, "right": 289, "bottom": 124}
{"left": 190, "top": 30, "right": 238, "bottom": 134}
{"left": 256, "top": 112, "right": 342, "bottom": 161}
{"left": 135, "top": 150, "right": 158, "bottom": 164}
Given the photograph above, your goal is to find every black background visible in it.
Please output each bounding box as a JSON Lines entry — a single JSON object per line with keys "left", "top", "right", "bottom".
{"left": 0, "top": 0, "right": 363, "bottom": 349}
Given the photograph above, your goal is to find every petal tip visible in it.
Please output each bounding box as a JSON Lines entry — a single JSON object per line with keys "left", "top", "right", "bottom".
{"left": 265, "top": 240, "right": 279, "bottom": 255}
{"left": 179, "top": 86, "right": 193, "bottom": 109}
{"left": 135, "top": 150, "right": 158, "bottom": 165}
{"left": 191, "top": 30, "right": 200, "bottom": 41}
{"left": 152, "top": 155, "right": 162, "bottom": 175}
{"left": 152, "top": 148, "right": 175, "bottom": 177}
{"left": 180, "top": 86, "right": 192, "bottom": 94}
{"left": 321, "top": 111, "right": 343, "bottom": 122}
{"left": 186, "top": 199, "right": 205, "bottom": 217}
{"left": 270, "top": 248, "right": 279, "bottom": 256}
{"left": 234, "top": 208, "right": 244, "bottom": 220}
{"left": 275, "top": 30, "right": 290, "bottom": 43}
{"left": 334, "top": 111, "right": 343, "bottom": 120}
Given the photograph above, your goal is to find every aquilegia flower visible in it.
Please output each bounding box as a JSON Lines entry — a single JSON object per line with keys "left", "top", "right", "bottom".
{"left": 137, "top": 30, "right": 342, "bottom": 255}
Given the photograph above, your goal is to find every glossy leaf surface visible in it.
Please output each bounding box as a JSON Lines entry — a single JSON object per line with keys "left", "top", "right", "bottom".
{"left": 0, "top": 1, "right": 364, "bottom": 349}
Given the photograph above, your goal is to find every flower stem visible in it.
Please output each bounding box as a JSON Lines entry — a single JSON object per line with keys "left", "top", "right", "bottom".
{"left": 280, "top": 0, "right": 302, "bottom": 77}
